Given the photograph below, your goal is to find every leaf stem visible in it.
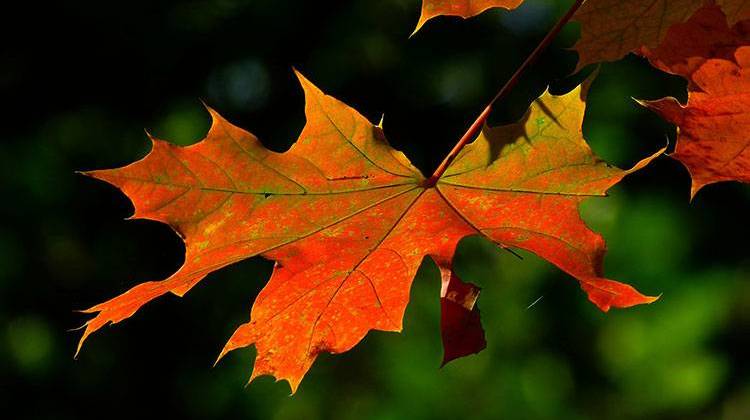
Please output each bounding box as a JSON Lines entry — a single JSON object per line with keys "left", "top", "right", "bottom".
{"left": 424, "top": 0, "right": 586, "bottom": 187}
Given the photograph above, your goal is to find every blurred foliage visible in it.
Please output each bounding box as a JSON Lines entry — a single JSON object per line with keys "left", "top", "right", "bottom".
{"left": 1, "top": 0, "right": 749, "bottom": 418}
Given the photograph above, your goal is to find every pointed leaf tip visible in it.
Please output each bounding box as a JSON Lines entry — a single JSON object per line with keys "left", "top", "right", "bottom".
{"left": 413, "top": 1, "right": 525, "bottom": 34}
{"left": 580, "top": 277, "right": 660, "bottom": 313}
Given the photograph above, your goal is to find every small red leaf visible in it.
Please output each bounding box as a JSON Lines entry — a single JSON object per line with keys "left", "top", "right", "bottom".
{"left": 439, "top": 266, "right": 486, "bottom": 366}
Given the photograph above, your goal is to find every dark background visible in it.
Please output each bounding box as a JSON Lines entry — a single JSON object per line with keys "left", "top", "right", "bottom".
{"left": 2, "top": 0, "right": 749, "bottom": 418}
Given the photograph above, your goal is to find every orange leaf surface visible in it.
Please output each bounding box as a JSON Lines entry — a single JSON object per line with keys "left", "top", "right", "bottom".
{"left": 639, "top": 6, "right": 750, "bottom": 197}
{"left": 79, "top": 71, "right": 661, "bottom": 393}
{"left": 414, "top": 0, "right": 524, "bottom": 33}
{"left": 572, "top": 0, "right": 749, "bottom": 69}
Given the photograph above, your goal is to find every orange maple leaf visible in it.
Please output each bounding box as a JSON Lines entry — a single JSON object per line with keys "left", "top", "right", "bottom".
{"left": 79, "top": 71, "right": 662, "bottom": 392}
{"left": 640, "top": 6, "right": 750, "bottom": 197}
{"left": 414, "top": 0, "right": 524, "bottom": 33}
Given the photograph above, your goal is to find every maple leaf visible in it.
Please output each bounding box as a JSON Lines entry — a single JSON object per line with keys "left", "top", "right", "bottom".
{"left": 639, "top": 5, "right": 750, "bottom": 86}
{"left": 571, "top": 0, "right": 750, "bottom": 69}
{"left": 414, "top": 0, "right": 524, "bottom": 33}
{"left": 639, "top": 7, "right": 750, "bottom": 197}
{"left": 79, "top": 71, "right": 662, "bottom": 393}
{"left": 572, "top": 0, "right": 704, "bottom": 69}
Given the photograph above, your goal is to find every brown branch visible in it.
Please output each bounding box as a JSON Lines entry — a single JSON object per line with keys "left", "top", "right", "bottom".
{"left": 424, "top": 0, "right": 586, "bottom": 187}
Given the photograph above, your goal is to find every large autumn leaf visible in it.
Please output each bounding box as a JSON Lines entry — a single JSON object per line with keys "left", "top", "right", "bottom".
{"left": 639, "top": 6, "right": 750, "bottom": 197}
{"left": 572, "top": 0, "right": 749, "bottom": 69}
{"left": 79, "top": 71, "right": 661, "bottom": 392}
{"left": 414, "top": 0, "right": 524, "bottom": 33}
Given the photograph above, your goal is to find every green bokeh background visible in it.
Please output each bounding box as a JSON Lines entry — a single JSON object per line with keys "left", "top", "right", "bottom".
{"left": 2, "top": 0, "right": 749, "bottom": 418}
